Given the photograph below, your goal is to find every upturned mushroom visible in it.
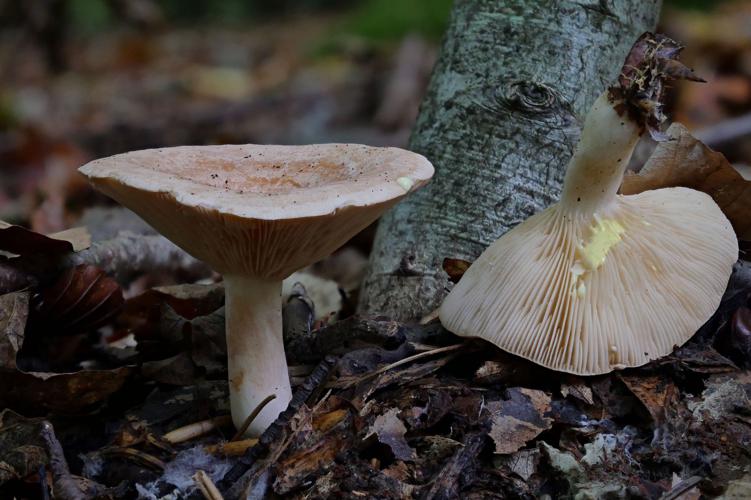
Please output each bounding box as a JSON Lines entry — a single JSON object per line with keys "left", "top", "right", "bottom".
{"left": 439, "top": 34, "right": 738, "bottom": 375}
{"left": 79, "top": 144, "right": 433, "bottom": 435}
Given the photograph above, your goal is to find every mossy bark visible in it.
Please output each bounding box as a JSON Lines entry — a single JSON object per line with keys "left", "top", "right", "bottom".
{"left": 359, "top": 0, "right": 662, "bottom": 319}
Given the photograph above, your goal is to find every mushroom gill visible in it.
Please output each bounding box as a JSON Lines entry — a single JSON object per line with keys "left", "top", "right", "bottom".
{"left": 438, "top": 34, "right": 738, "bottom": 375}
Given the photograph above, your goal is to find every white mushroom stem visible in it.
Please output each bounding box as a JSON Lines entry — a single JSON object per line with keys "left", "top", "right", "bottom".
{"left": 223, "top": 275, "right": 293, "bottom": 436}
{"left": 560, "top": 93, "right": 641, "bottom": 213}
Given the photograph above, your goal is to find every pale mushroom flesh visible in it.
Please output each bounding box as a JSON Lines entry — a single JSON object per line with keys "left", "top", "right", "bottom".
{"left": 80, "top": 143, "right": 434, "bottom": 434}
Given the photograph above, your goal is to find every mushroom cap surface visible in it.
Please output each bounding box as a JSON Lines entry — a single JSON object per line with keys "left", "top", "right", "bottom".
{"left": 439, "top": 187, "right": 738, "bottom": 375}
{"left": 79, "top": 144, "right": 433, "bottom": 278}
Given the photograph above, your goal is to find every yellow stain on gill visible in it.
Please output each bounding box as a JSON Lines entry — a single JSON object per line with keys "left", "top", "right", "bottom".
{"left": 576, "top": 217, "right": 625, "bottom": 271}
{"left": 571, "top": 216, "right": 625, "bottom": 299}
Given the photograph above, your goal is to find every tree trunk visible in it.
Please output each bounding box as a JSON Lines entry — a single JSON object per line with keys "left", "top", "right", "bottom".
{"left": 359, "top": 0, "right": 662, "bottom": 320}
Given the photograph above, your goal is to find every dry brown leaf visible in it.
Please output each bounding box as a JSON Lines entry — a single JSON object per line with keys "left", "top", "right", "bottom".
{"left": 124, "top": 283, "right": 225, "bottom": 323}
{"left": 621, "top": 123, "right": 751, "bottom": 239}
{"left": 273, "top": 435, "right": 347, "bottom": 495}
{"left": 486, "top": 388, "right": 553, "bottom": 455}
{"left": 34, "top": 264, "right": 124, "bottom": 335}
{"left": 560, "top": 379, "right": 595, "bottom": 406}
{"left": 0, "top": 220, "right": 74, "bottom": 257}
{"left": 47, "top": 227, "right": 92, "bottom": 252}
{"left": 365, "top": 407, "right": 416, "bottom": 462}
{"left": 618, "top": 374, "right": 678, "bottom": 425}
{"left": 0, "top": 366, "right": 134, "bottom": 414}
{"left": 0, "top": 286, "right": 133, "bottom": 415}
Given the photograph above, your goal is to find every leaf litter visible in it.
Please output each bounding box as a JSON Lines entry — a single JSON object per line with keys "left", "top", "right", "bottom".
{"left": 1, "top": 9, "right": 751, "bottom": 498}
{"left": 2, "top": 221, "right": 749, "bottom": 497}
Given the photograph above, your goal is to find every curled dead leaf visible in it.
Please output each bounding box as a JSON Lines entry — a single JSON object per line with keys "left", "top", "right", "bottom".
{"left": 621, "top": 123, "right": 751, "bottom": 239}
{"left": 0, "top": 287, "right": 132, "bottom": 414}
{"left": 34, "top": 264, "right": 124, "bottom": 335}
{"left": 0, "top": 221, "right": 90, "bottom": 257}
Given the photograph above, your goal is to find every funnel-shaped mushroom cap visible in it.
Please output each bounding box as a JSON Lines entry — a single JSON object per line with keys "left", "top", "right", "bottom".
{"left": 439, "top": 187, "right": 737, "bottom": 375}
{"left": 79, "top": 144, "right": 433, "bottom": 278}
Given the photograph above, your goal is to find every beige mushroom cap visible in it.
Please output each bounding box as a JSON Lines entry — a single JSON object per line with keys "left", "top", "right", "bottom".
{"left": 79, "top": 144, "right": 433, "bottom": 278}
{"left": 439, "top": 187, "right": 738, "bottom": 375}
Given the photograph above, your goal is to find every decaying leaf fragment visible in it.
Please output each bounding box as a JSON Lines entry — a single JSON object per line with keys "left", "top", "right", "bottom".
{"left": 621, "top": 123, "right": 751, "bottom": 239}
{"left": 0, "top": 292, "right": 29, "bottom": 370}
{"left": 0, "top": 410, "right": 47, "bottom": 487}
{"left": 0, "top": 285, "right": 132, "bottom": 414}
{"left": 486, "top": 388, "right": 553, "bottom": 455}
{"left": 560, "top": 379, "right": 594, "bottom": 406}
{"left": 365, "top": 407, "right": 416, "bottom": 461}
{"left": 619, "top": 374, "right": 678, "bottom": 425}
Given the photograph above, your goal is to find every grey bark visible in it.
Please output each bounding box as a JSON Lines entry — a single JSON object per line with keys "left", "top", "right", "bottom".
{"left": 359, "top": 0, "right": 662, "bottom": 320}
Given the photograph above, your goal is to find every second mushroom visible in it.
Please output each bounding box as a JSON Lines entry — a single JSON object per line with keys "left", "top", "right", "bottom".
{"left": 439, "top": 34, "right": 739, "bottom": 375}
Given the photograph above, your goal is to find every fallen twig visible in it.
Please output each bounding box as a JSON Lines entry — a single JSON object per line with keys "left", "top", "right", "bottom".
{"left": 336, "top": 343, "right": 464, "bottom": 388}
{"left": 205, "top": 438, "right": 259, "bottom": 457}
{"left": 40, "top": 421, "right": 86, "bottom": 500}
{"left": 285, "top": 316, "right": 406, "bottom": 364}
{"left": 219, "top": 355, "right": 338, "bottom": 498}
{"left": 163, "top": 415, "right": 233, "bottom": 445}
{"left": 193, "top": 470, "right": 224, "bottom": 500}
{"left": 98, "top": 446, "right": 166, "bottom": 470}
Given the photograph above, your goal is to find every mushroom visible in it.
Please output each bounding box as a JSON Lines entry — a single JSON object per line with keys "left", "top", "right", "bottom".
{"left": 79, "top": 144, "right": 433, "bottom": 435}
{"left": 439, "top": 33, "right": 739, "bottom": 375}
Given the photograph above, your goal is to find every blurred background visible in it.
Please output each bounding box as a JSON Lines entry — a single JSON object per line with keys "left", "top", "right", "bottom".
{"left": 0, "top": 0, "right": 747, "bottom": 236}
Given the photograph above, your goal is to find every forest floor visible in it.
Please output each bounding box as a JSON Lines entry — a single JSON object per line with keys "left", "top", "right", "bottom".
{"left": 1, "top": 2, "right": 751, "bottom": 499}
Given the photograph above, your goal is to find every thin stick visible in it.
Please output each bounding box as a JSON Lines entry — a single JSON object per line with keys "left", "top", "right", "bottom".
{"left": 193, "top": 470, "right": 224, "bottom": 500}
{"left": 163, "top": 415, "right": 232, "bottom": 444}
{"left": 98, "top": 447, "right": 165, "bottom": 470}
{"left": 339, "top": 343, "right": 464, "bottom": 388}
{"left": 231, "top": 394, "right": 276, "bottom": 441}
{"left": 219, "top": 355, "right": 337, "bottom": 496}
{"left": 205, "top": 438, "right": 259, "bottom": 457}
